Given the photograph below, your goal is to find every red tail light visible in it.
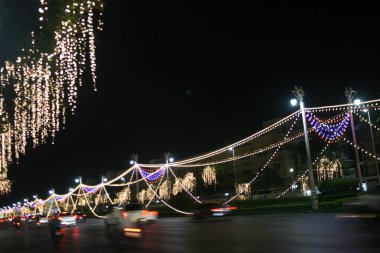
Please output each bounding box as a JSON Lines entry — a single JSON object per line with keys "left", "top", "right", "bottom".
{"left": 211, "top": 208, "right": 224, "bottom": 212}
{"left": 122, "top": 212, "right": 128, "bottom": 218}
{"left": 227, "top": 206, "right": 237, "bottom": 210}
{"left": 150, "top": 211, "right": 159, "bottom": 216}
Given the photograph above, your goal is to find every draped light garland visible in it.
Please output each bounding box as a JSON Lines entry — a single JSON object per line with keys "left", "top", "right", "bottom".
{"left": 0, "top": 0, "right": 104, "bottom": 194}
{"left": 3, "top": 100, "right": 380, "bottom": 216}
{"left": 202, "top": 166, "right": 216, "bottom": 186}
{"left": 306, "top": 112, "right": 350, "bottom": 143}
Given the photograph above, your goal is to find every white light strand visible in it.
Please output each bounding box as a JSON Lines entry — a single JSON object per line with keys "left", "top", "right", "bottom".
{"left": 276, "top": 144, "right": 330, "bottom": 198}
{"left": 224, "top": 114, "right": 301, "bottom": 205}
{"left": 343, "top": 137, "right": 380, "bottom": 161}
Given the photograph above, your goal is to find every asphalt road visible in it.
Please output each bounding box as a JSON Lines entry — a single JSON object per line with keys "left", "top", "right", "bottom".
{"left": 0, "top": 214, "right": 379, "bottom": 253}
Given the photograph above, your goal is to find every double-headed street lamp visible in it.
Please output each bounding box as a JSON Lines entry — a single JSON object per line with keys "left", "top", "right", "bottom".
{"left": 291, "top": 86, "right": 318, "bottom": 210}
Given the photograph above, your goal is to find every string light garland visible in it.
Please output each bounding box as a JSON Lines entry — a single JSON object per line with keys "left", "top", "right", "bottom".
{"left": 3, "top": 100, "right": 380, "bottom": 216}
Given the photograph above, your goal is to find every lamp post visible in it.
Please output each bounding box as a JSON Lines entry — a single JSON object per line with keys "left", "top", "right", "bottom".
{"left": 229, "top": 147, "right": 237, "bottom": 187}
{"left": 345, "top": 87, "right": 363, "bottom": 191}
{"left": 289, "top": 168, "right": 294, "bottom": 195}
{"left": 363, "top": 109, "right": 380, "bottom": 185}
{"left": 291, "top": 86, "right": 318, "bottom": 210}
{"left": 130, "top": 153, "right": 139, "bottom": 201}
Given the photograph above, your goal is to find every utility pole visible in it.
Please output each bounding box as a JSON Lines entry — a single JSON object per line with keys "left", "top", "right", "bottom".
{"left": 291, "top": 86, "right": 318, "bottom": 210}
{"left": 345, "top": 87, "right": 363, "bottom": 190}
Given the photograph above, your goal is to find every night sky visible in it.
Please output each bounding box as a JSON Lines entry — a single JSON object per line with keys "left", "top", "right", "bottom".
{"left": 1, "top": 1, "right": 379, "bottom": 205}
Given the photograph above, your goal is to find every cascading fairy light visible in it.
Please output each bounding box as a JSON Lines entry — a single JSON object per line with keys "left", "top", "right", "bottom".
{"left": 316, "top": 156, "right": 342, "bottom": 181}
{"left": 181, "top": 172, "right": 197, "bottom": 193}
{"left": 202, "top": 166, "right": 216, "bottom": 186}
{"left": 235, "top": 183, "right": 251, "bottom": 196}
{"left": 159, "top": 180, "right": 171, "bottom": 200}
{"left": 0, "top": 0, "right": 104, "bottom": 194}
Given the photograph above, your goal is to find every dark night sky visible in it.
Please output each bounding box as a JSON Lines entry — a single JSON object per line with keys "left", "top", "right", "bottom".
{"left": 1, "top": 1, "right": 380, "bottom": 205}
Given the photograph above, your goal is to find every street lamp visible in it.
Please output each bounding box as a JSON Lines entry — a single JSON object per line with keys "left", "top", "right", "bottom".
{"left": 49, "top": 189, "right": 54, "bottom": 195}
{"left": 121, "top": 177, "right": 125, "bottom": 183}
{"left": 363, "top": 108, "right": 380, "bottom": 185}
{"left": 345, "top": 87, "right": 363, "bottom": 190}
{"left": 291, "top": 86, "right": 318, "bottom": 210}
{"left": 101, "top": 176, "right": 108, "bottom": 183}
{"left": 289, "top": 168, "right": 294, "bottom": 195}
{"left": 164, "top": 152, "right": 174, "bottom": 179}
{"left": 75, "top": 176, "right": 82, "bottom": 184}
{"left": 33, "top": 194, "right": 38, "bottom": 199}
{"left": 229, "top": 147, "right": 237, "bottom": 187}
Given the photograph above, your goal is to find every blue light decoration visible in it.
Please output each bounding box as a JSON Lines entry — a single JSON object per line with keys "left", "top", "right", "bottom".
{"left": 138, "top": 166, "right": 166, "bottom": 183}
{"left": 306, "top": 112, "right": 350, "bottom": 143}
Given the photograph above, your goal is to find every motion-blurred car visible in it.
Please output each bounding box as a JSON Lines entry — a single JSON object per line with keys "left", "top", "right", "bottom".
{"left": 104, "top": 206, "right": 143, "bottom": 238}
{"left": 192, "top": 202, "right": 237, "bottom": 220}
{"left": 74, "top": 212, "right": 87, "bottom": 222}
{"left": 58, "top": 212, "right": 76, "bottom": 227}
{"left": 123, "top": 203, "right": 159, "bottom": 224}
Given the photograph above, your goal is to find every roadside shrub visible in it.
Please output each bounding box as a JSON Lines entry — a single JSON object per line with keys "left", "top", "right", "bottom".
{"left": 318, "top": 178, "right": 359, "bottom": 195}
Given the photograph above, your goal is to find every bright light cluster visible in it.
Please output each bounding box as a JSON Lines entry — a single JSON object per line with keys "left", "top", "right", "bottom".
{"left": 0, "top": 0, "right": 104, "bottom": 194}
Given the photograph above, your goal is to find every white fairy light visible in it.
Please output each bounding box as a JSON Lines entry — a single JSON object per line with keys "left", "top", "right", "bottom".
{"left": 0, "top": 0, "right": 104, "bottom": 193}
{"left": 202, "top": 166, "right": 216, "bottom": 186}
{"left": 235, "top": 183, "right": 251, "bottom": 196}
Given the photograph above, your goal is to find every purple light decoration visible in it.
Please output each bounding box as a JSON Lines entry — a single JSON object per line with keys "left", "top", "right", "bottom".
{"left": 138, "top": 166, "right": 166, "bottom": 183}
{"left": 306, "top": 112, "right": 350, "bottom": 142}
{"left": 83, "top": 185, "right": 101, "bottom": 193}
{"left": 55, "top": 194, "right": 70, "bottom": 201}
